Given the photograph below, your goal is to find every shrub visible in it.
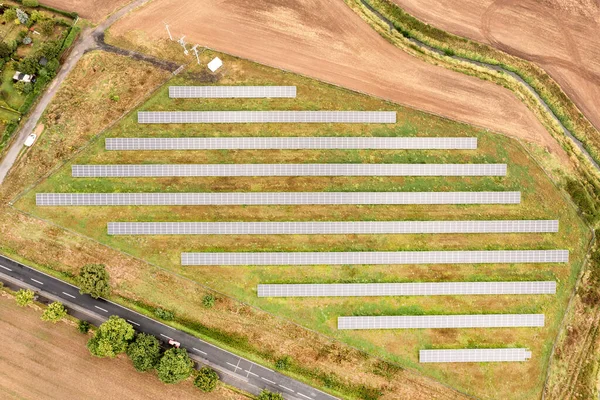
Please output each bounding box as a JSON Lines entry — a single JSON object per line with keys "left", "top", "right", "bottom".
{"left": 154, "top": 307, "right": 174, "bottom": 320}
{"left": 87, "top": 316, "right": 134, "bottom": 358}
{"left": 23, "top": 0, "right": 40, "bottom": 7}
{"left": 157, "top": 348, "right": 194, "bottom": 384}
{"left": 275, "top": 355, "right": 291, "bottom": 370}
{"left": 41, "top": 301, "right": 67, "bottom": 323}
{"left": 3, "top": 9, "right": 16, "bottom": 24}
{"left": 77, "top": 320, "right": 91, "bottom": 333}
{"left": 257, "top": 390, "right": 285, "bottom": 400}
{"left": 127, "top": 333, "right": 162, "bottom": 372}
{"left": 15, "top": 288, "right": 35, "bottom": 306}
{"left": 194, "top": 367, "right": 219, "bottom": 392}
{"left": 202, "top": 294, "right": 215, "bottom": 308}
{"left": 0, "top": 42, "right": 11, "bottom": 59}
{"left": 77, "top": 264, "right": 110, "bottom": 299}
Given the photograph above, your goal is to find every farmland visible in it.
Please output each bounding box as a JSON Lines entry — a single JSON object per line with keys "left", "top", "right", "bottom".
{"left": 0, "top": 292, "right": 245, "bottom": 400}
{"left": 11, "top": 48, "right": 590, "bottom": 399}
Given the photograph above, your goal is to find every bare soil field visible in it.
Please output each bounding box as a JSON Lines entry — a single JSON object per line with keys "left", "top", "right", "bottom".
{"left": 0, "top": 293, "right": 244, "bottom": 400}
{"left": 392, "top": 0, "right": 600, "bottom": 131}
{"left": 41, "top": 0, "right": 132, "bottom": 22}
{"left": 107, "top": 0, "right": 566, "bottom": 155}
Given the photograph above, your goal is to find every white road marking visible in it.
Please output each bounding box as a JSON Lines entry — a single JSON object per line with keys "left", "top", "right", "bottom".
{"left": 246, "top": 370, "right": 258, "bottom": 377}
{"left": 226, "top": 362, "right": 239, "bottom": 370}
{"left": 279, "top": 384, "right": 294, "bottom": 392}
{"left": 160, "top": 334, "right": 173, "bottom": 340}
{"left": 297, "top": 393, "right": 312, "bottom": 399}
{"left": 165, "top": 325, "right": 176, "bottom": 331}
{"left": 62, "top": 292, "right": 76, "bottom": 299}
{"left": 192, "top": 347, "right": 207, "bottom": 355}
{"left": 0, "top": 264, "right": 12, "bottom": 271}
{"left": 30, "top": 278, "right": 44, "bottom": 285}
{"left": 94, "top": 306, "right": 108, "bottom": 313}
{"left": 127, "top": 319, "right": 140, "bottom": 326}
{"left": 261, "top": 377, "right": 276, "bottom": 384}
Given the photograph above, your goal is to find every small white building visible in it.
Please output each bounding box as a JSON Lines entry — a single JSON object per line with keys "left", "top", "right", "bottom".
{"left": 207, "top": 57, "right": 222, "bottom": 72}
{"left": 13, "top": 71, "right": 33, "bottom": 83}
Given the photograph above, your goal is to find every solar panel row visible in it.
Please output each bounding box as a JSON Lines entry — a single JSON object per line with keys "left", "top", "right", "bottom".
{"left": 419, "top": 348, "right": 532, "bottom": 363}
{"left": 169, "top": 86, "right": 297, "bottom": 98}
{"left": 107, "top": 220, "right": 558, "bottom": 235}
{"left": 137, "top": 111, "right": 397, "bottom": 124}
{"left": 72, "top": 164, "right": 507, "bottom": 177}
{"left": 181, "top": 250, "right": 569, "bottom": 266}
{"left": 256, "top": 281, "right": 557, "bottom": 297}
{"left": 36, "top": 192, "right": 522, "bottom": 206}
{"left": 337, "top": 314, "right": 545, "bottom": 330}
{"left": 105, "top": 137, "right": 478, "bottom": 150}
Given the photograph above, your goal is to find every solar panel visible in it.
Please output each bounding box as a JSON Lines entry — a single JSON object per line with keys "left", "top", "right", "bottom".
{"left": 181, "top": 250, "right": 569, "bottom": 265}
{"left": 419, "top": 348, "right": 532, "bottom": 363}
{"left": 72, "top": 164, "right": 507, "bottom": 177}
{"left": 108, "top": 220, "right": 558, "bottom": 235}
{"left": 137, "top": 111, "right": 397, "bottom": 124}
{"left": 256, "top": 281, "right": 557, "bottom": 297}
{"left": 105, "top": 137, "right": 478, "bottom": 150}
{"left": 337, "top": 314, "right": 545, "bottom": 330}
{"left": 36, "top": 192, "right": 521, "bottom": 206}
{"left": 169, "top": 86, "right": 297, "bottom": 98}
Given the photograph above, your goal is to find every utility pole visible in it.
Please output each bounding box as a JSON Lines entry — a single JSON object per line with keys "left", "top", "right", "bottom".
{"left": 177, "top": 35, "right": 189, "bottom": 55}
{"left": 191, "top": 45, "right": 200, "bottom": 65}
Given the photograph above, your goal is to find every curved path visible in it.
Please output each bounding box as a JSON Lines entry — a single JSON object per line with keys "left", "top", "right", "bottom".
{"left": 0, "top": 0, "right": 172, "bottom": 185}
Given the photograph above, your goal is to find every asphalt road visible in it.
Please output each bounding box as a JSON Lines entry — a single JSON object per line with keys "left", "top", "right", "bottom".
{"left": 0, "top": 253, "right": 338, "bottom": 400}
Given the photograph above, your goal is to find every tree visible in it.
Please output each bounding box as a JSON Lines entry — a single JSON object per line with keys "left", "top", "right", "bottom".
{"left": 257, "top": 390, "right": 285, "bottom": 400}
{"left": 3, "top": 9, "right": 17, "bottom": 24}
{"left": 17, "top": 56, "right": 38, "bottom": 74}
{"left": 39, "top": 18, "right": 54, "bottom": 36}
{"left": 77, "top": 264, "right": 110, "bottom": 299}
{"left": 15, "top": 288, "right": 35, "bottom": 307}
{"left": 157, "top": 348, "right": 193, "bottom": 384}
{"left": 194, "top": 367, "right": 219, "bottom": 392}
{"left": 202, "top": 294, "right": 215, "bottom": 308}
{"left": 87, "top": 315, "right": 134, "bottom": 358}
{"left": 41, "top": 301, "right": 67, "bottom": 323}
{"left": 0, "top": 42, "right": 12, "bottom": 59}
{"left": 127, "top": 333, "right": 162, "bottom": 372}
{"left": 77, "top": 320, "right": 91, "bottom": 334}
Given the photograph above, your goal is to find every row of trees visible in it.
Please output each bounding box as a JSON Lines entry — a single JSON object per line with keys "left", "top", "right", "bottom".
{"left": 86, "top": 315, "right": 219, "bottom": 391}
{"left": 15, "top": 288, "right": 67, "bottom": 323}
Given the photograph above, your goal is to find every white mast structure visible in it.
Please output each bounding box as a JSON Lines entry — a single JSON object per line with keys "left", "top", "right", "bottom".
{"left": 177, "top": 35, "right": 189, "bottom": 55}
{"left": 191, "top": 45, "right": 201, "bottom": 65}
{"left": 164, "top": 22, "right": 173, "bottom": 41}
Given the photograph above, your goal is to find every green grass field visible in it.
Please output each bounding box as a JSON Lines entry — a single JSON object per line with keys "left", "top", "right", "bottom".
{"left": 16, "top": 50, "right": 590, "bottom": 400}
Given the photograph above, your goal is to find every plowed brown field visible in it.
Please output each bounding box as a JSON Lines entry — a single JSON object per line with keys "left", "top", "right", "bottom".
{"left": 0, "top": 294, "right": 243, "bottom": 400}
{"left": 41, "top": 0, "right": 131, "bottom": 22}
{"left": 393, "top": 0, "right": 600, "bottom": 131}
{"left": 109, "top": 0, "right": 566, "bottom": 154}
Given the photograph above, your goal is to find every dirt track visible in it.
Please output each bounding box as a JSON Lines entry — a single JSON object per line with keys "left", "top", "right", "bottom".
{"left": 41, "top": 0, "right": 131, "bottom": 22}
{"left": 109, "top": 0, "right": 566, "bottom": 155}
{"left": 393, "top": 0, "right": 600, "bottom": 131}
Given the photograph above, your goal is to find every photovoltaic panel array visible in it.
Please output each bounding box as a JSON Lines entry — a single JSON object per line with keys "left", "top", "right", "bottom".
{"left": 72, "top": 164, "right": 507, "bottom": 177}
{"left": 180, "top": 250, "right": 569, "bottom": 266}
{"left": 105, "top": 137, "right": 479, "bottom": 151}
{"left": 36, "top": 192, "right": 521, "bottom": 206}
{"left": 137, "top": 111, "right": 397, "bottom": 124}
{"left": 419, "top": 348, "right": 532, "bottom": 363}
{"left": 107, "top": 220, "right": 558, "bottom": 235}
{"left": 337, "top": 314, "right": 545, "bottom": 330}
{"left": 256, "top": 281, "right": 557, "bottom": 297}
{"left": 169, "top": 86, "right": 297, "bottom": 98}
